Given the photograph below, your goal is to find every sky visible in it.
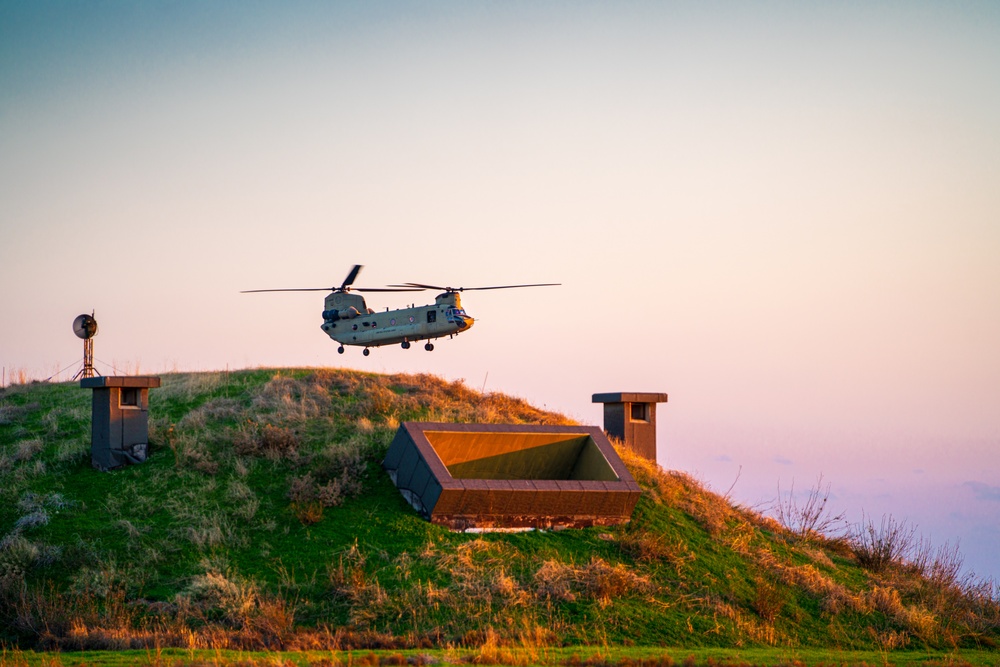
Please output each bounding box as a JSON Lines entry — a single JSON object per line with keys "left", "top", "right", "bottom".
{"left": 2, "top": 1, "right": 998, "bottom": 581}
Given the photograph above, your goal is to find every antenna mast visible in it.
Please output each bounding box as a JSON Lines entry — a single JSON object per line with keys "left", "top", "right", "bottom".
{"left": 72, "top": 312, "right": 100, "bottom": 380}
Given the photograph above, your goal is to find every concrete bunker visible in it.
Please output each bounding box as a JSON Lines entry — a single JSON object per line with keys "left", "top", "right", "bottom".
{"left": 81, "top": 375, "right": 161, "bottom": 471}
{"left": 384, "top": 422, "right": 641, "bottom": 530}
{"left": 593, "top": 392, "right": 669, "bottom": 463}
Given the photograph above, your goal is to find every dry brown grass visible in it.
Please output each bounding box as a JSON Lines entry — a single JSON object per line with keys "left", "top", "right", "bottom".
{"left": 534, "top": 556, "right": 653, "bottom": 607}
{"left": 13, "top": 439, "right": 43, "bottom": 463}
{"left": 617, "top": 531, "right": 695, "bottom": 576}
{"left": 253, "top": 373, "right": 332, "bottom": 421}
{"left": 710, "top": 598, "right": 780, "bottom": 646}
{"left": 156, "top": 372, "right": 225, "bottom": 402}
{"left": 382, "top": 372, "right": 576, "bottom": 426}
{"left": 615, "top": 444, "right": 762, "bottom": 539}
{"left": 233, "top": 420, "right": 301, "bottom": 460}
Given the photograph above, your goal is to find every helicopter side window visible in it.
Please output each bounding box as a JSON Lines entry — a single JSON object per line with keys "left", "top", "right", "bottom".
{"left": 427, "top": 310, "right": 436, "bottom": 323}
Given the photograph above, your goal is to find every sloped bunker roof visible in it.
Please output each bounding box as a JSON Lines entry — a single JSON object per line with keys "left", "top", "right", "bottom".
{"left": 383, "top": 422, "right": 641, "bottom": 530}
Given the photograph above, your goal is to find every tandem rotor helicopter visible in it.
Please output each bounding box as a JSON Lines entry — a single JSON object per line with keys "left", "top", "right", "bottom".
{"left": 242, "top": 265, "right": 559, "bottom": 356}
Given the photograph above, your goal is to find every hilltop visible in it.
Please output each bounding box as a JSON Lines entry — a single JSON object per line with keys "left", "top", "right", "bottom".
{"left": 1, "top": 368, "right": 997, "bottom": 656}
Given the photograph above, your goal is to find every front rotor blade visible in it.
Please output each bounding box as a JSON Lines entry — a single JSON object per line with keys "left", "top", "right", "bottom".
{"left": 241, "top": 287, "right": 334, "bottom": 293}
{"left": 341, "top": 264, "right": 363, "bottom": 290}
{"left": 242, "top": 285, "right": 422, "bottom": 294}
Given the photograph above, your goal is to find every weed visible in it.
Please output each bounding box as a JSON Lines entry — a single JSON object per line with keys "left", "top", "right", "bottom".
{"left": 771, "top": 474, "right": 846, "bottom": 541}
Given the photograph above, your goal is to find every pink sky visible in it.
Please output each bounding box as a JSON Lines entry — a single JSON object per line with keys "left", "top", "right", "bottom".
{"left": 2, "top": 2, "right": 998, "bottom": 579}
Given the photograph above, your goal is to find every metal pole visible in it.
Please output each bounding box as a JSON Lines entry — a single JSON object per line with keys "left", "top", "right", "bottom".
{"left": 83, "top": 338, "right": 94, "bottom": 378}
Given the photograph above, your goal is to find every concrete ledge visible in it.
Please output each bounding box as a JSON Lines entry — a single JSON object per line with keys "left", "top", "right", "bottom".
{"left": 80, "top": 376, "right": 162, "bottom": 389}
{"left": 384, "top": 422, "right": 641, "bottom": 530}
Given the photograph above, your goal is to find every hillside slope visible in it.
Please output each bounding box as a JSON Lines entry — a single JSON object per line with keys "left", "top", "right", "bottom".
{"left": 1, "top": 368, "right": 997, "bottom": 652}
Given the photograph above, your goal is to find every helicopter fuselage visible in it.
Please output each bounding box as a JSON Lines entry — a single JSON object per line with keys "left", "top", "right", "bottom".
{"left": 320, "top": 291, "right": 474, "bottom": 349}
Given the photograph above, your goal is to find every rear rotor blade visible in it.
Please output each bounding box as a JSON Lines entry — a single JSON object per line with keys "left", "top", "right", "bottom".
{"left": 341, "top": 264, "right": 363, "bottom": 290}
{"left": 461, "top": 283, "right": 561, "bottom": 291}
{"left": 389, "top": 282, "right": 560, "bottom": 292}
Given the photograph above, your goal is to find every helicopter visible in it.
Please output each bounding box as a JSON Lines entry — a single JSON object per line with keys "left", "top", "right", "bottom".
{"left": 242, "top": 265, "right": 559, "bottom": 356}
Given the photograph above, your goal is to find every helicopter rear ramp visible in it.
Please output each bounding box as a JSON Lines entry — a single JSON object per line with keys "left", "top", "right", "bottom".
{"left": 383, "top": 422, "right": 640, "bottom": 530}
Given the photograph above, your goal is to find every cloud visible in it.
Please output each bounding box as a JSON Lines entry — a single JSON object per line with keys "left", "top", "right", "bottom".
{"left": 773, "top": 455, "right": 793, "bottom": 466}
{"left": 964, "top": 481, "right": 1000, "bottom": 502}
{"left": 715, "top": 454, "right": 733, "bottom": 462}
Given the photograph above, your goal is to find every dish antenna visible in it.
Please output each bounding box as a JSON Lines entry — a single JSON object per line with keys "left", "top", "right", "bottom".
{"left": 72, "top": 312, "right": 100, "bottom": 380}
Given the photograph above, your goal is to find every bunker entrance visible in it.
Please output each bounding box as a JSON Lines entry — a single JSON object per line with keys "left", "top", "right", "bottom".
{"left": 384, "top": 423, "right": 641, "bottom": 531}
{"left": 425, "top": 431, "right": 620, "bottom": 482}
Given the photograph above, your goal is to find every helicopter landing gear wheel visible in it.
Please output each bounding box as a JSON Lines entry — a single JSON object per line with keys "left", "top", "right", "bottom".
{"left": 337, "top": 346, "right": 345, "bottom": 354}
{"left": 363, "top": 348, "right": 370, "bottom": 356}
{"left": 401, "top": 341, "right": 411, "bottom": 349}
{"left": 424, "top": 343, "right": 434, "bottom": 351}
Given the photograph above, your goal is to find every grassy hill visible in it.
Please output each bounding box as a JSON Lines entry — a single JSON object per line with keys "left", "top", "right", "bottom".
{"left": 1, "top": 368, "right": 997, "bottom": 657}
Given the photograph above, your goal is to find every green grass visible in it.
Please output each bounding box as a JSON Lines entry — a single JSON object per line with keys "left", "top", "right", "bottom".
{"left": 1, "top": 368, "right": 998, "bottom": 657}
{"left": 3, "top": 646, "right": 999, "bottom": 667}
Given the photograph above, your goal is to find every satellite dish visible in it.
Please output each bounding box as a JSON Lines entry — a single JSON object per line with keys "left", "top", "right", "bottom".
{"left": 73, "top": 314, "right": 98, "bottom": 340}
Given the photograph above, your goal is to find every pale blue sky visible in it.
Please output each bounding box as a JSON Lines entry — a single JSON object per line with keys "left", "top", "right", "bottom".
{"left": 2, "top": 1, "right": 999, "bottom": 579}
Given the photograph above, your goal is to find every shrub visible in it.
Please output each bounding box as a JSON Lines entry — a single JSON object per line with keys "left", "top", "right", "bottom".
{"left": 286, "top": 441, "right": 368, "bottom": 523}
{"left": 850, "top": 512, "right": 916, "bottom": 573}
{"left": 0, "top": 534, "right": 41, "bottom": 581}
